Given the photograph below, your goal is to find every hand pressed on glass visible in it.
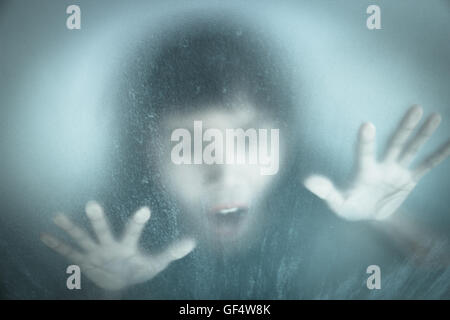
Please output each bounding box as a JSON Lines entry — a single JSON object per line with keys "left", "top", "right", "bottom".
{"left": 304, "top": 105, "right": 450, "bottom": 221}
{"left": 41, "top": 201, "right": 196, "bottom": 290}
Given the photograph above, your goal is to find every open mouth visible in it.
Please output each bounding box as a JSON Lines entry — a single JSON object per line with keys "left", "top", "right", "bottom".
{"left": 207, "top": 204, "right": 249, "bottom": 237}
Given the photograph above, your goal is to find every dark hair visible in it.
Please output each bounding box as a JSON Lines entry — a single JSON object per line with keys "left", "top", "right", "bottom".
{"left": 145, "top": 17, "right": 294, "bottom": 123}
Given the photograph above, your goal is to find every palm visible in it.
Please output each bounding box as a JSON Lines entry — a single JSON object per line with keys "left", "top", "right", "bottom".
{"left": 333, "top": 162, "right": 416, "bottom": 221}
{"left": 305, "top": 105, "right": 450, "bottom": 221}
{"left": 75, "top": 240, "right": 158, "bottom": 291}
{"left": 41, "top": 202, "right": 196, "bottom": 290}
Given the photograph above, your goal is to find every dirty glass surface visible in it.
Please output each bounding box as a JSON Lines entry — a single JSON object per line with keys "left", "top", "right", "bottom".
{"left": 0, "top": 0, "right": 449, "bottom": 299}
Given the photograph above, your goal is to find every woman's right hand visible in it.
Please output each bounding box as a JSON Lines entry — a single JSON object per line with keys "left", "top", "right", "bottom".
{"left": 41, "top": 201, "right": 196, "bottom": 291}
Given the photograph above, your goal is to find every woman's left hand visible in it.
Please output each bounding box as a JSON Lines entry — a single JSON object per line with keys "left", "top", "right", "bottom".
{"left": 304, "top": 105, "right": 450, "bottom": 221}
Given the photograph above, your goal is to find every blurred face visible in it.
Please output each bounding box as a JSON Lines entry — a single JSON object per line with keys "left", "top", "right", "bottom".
{"left": 157, "top": 102, "right": 283, "bottom": 244}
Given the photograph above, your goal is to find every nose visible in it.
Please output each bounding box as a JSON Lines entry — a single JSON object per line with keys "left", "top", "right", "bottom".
{"left": 204, "top": 164, "right": 224, "bottom": 184}
{"left": 203, "top": 163, "right": 247, "bottom": 187}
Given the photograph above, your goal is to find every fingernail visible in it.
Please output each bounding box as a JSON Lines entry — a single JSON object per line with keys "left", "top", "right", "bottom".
{"left": 40, "top": 234, "right": 57, "bottom": 248}
{"left": 134, "top": 207, "right": 151, "bottom": 223}
{"left": 85, "top": 201, "right": 103, "bottom": 219}
{"left": 410, "top": 105, "right": 423, "bottom": 121}
{"left": 172, "top": 239, "right": 197, "bottom": 259}
{"left": 430, "top": 113, "right": 442, "bottom": 127}
{"left": 53, "top": 214, "right": 66, "bottom": 225}
{"left": 362, "top": 122, "right": 376, "bottom": 139}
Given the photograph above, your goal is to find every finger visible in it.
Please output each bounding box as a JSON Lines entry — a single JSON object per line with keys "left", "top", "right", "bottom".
{"left": 413, "top": 140, "right": 450, "bottom": 181}
{"left": 53, "top": 214, "right": 97, "bottom": 251}
{"left": 356, "top": 122, "right": 376, "bottom": 172}
{"left": 122, "top": 207, "right": 151, "bottom": 247}
{"left": 40, "top": 233, "right": 85, "bottom": 264}
{"left": 85, "top": 201, "right": 114, "bottom": 244}
{"left": 384, "top": 105, "right": 423, "bottom": 162}
{"left": 399, "top": 113, "right": 442, "bottom": 166}
{"left": 304, "top": 175, "right": 344, "bottom": 212}
{"left": 154, "top": 238, "right": 197, "bottom": 268}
